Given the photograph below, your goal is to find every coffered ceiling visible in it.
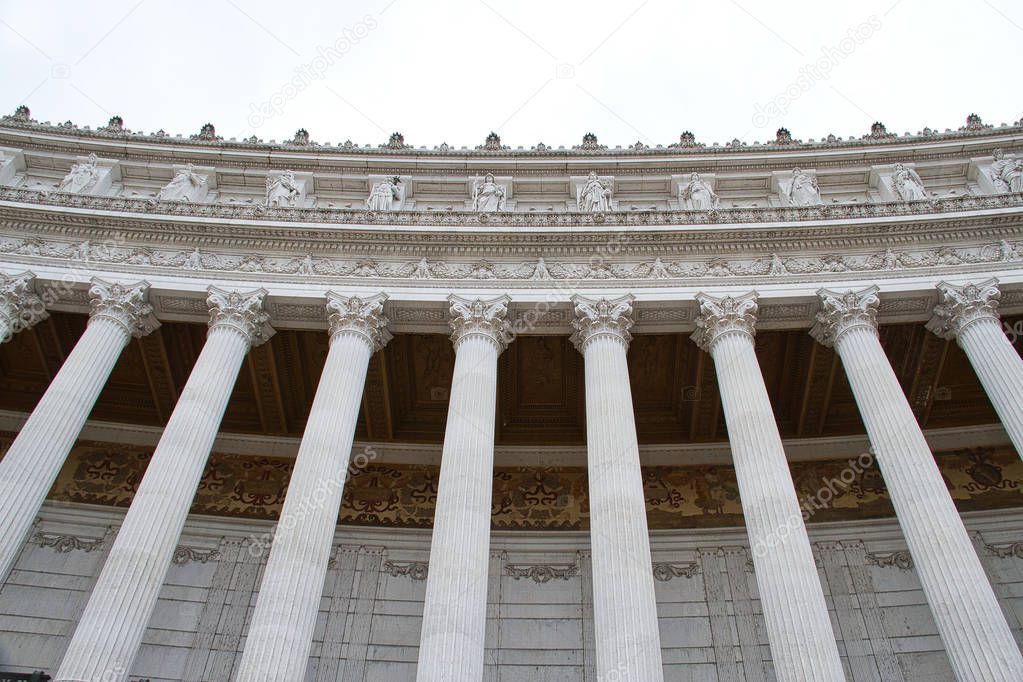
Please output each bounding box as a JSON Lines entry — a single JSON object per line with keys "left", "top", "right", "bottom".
{"left": 0, "top": 311, "right": 1018, "bottom": 447}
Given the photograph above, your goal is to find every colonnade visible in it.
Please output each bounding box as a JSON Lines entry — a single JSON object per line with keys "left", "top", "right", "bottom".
{"left": 0, "top": 271, "right": 1021, "bottom": 681}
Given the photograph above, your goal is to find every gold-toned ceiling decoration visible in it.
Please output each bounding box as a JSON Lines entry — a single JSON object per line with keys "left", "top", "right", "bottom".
{"left": 21, "top": 437, "right": 1023, "bottom": 531}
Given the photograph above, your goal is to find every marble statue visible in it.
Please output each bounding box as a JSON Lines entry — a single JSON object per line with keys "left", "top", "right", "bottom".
{"left": 56, "top": 154, "right": 100, "bottom": 193}
{"left": 413, "top": 258, "right": 432, "bottom": 279}
{"left": 367, "top": 178, "right": 400, "bottom": 211}
{"left": 265, "top": 171, "right": 301, "bottom": 207}
{"left": 472, "top": 174, "right": 506, "bottom": 212}
{"left": 531, "top": 257, "right": 551, "bottom": 280}
{"left": 784, "top": 168, "right": 822, "bottom": 206}
{"left": 890, "top": 163, "right": 927, "bottom": 201}
{"left": 156, "top": 164, "right": 206, "bottom": 202}
{"left": 990, "top": 149, "right": 1023, "bottom": 193}
{"left": 679, "top": 172, "right": 719, "bottom": 210}
{"left": 577, "top": 172, "right": 612, "bottom": 212}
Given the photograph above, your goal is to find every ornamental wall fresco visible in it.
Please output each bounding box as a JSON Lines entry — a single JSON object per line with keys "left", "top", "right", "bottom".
{"left": 2, "top": 432, "right": 1018, "bottom": 530}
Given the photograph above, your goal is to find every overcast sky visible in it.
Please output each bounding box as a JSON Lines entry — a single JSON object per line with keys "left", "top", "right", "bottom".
{"left": 0, "top": 0, "right": 1020, "bottom": 149}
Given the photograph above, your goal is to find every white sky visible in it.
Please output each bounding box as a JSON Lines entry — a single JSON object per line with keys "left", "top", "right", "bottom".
{"left": 0, "top": 0, "right": 1021, "bottom": 149}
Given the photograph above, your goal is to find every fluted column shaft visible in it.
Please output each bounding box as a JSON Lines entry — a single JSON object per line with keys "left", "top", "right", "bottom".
{"left": 416, "top": 295, "right": 509, "bottom": 682}
{"left": 0, "top": 278, "right": 155, "bottom": 584}
{"left": 957, "top": 318, "right": 1023, "bottom": 455}
{"left": 694, "top": 293, "right": 844, "bottom": 682}
{"left": 582, "top": 335, "right": 665, "bottom": 681}
{"left": 0, "top": 319, "right": 126, "bottom": 581}
{"left": 927, "top": 279, "right": 1023, "bottom": 459}
{"left": 56, "top": 288, "right": 271, "bottom": 682}
{"left": 834, "top": 326, "right": 1023, "bottom": 679}
{"left": 817, "top": 286, "right": 1023, "bottom": 681}
{"left": 235, "top": 293, "right": 389, "bottom": 682}
{"left": 571, "top": 294, "right": 664, "bottom": 682}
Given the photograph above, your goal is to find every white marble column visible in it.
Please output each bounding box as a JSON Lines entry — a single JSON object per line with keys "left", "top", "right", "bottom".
{"left": 416, "top": 294, "right": 510, "bottom": 682}
{"left": 926, "top": 278, "right": 1023, "bottom": 459}
{"left": 812, "top": 286, "right": 1023, "bottom": 681}
{"left": 571, "top": 294, "right": 665, "bottom": 682}
{"left": 693, "top": 292, "right": 845, "bottom": 682}
{"left": 56, "top": 287, "right": 274, "bottom": 682}
{"left": 234, "top": 293, "right": 390, "bottom": 682}
{"left": 0, "top": 277, "right": 156, "bottom": 584}
{"left": 0, "top": 270, "right": 48, "bottom": 343}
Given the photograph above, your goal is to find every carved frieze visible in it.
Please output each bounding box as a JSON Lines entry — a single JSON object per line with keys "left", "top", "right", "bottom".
{"left": 504, "top": 562, "right": 580, "bottom": 583}
{"left": 382, "top": 560, "right": 428, "bottom": 581}
{"left": 864, "top": 550, "right": 914, "bottom": 570}
{"left": 652, "top": 561, "right": 701, "bottom": 581}
{"left": 172, "top": 546, "right": 221, "bottom": 565}
{"left": 33, "top": 531, "right": 105, "bottom": 553}
{"left": 45, "top": 439, "right": 1023, "bottom": 531}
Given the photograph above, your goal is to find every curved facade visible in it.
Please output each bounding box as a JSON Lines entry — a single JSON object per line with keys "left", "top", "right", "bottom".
{"left": 0, "top": 108, "right": 1022, "bottom": 681}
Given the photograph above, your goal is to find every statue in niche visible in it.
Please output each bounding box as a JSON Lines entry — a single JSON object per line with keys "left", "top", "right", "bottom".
{"left": 577, "top": 172, "right": 612, "bottom": 212}
{"left": 472, "top": 173, "right": 506, "bottom": 212}
{"left": 990, "top": 149, "right": 1023, "bottom": 193}
{"left": 265, "top": 170, "right": 300, "bottom": 207}
{"left": 679, "top": 172, "right": 719, "bottom": 210}
{"left": 56, "top": 153, "right": 100, "bottom": 193}
{"left": 890, "top": 163, "right": 927, "bottom": 200}
{"left": 367, "top": 177, "right": 401, "bottom": 211}
{"left": 156, "top": 164, "right": 207, "bottom": 202}
{"left": 783, "top": 167, "right": 822, "bottom": 206}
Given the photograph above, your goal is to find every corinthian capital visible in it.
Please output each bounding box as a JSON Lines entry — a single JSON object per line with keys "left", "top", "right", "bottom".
{"left": 926, "top": 279, "right": 1001, "bottom": 340}
{"left": 809, "top": 286, "right": 880, "bottom": 347}
{"left": 448, "top": 294, "right": 511, "bottom": 351}
{"left": 88, "top": 277, "right": 159, "bottom": 338}
{"left": 325, "top": 292, "right": 391, "bottom": 351}
{"left": 206, "top": 286, "right": 275, "bottom": 347}
{"left": 0, "top": 271, "right": 48, "bottom": 341}
{"left": 570, "top": 294, "right": 634, "bottom": 351}
{"left": 691, "top": 292, "right": 758, "bottom": 352}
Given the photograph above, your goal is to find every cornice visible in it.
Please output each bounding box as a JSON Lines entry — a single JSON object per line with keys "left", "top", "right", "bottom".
{"left": 2, "top": 114, "right": 1020, "bottom": 168}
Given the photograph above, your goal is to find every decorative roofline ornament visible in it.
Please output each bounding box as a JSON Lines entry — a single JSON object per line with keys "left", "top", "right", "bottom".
{"left": 194, "top": 122, "right": 220, "bottom": 141}
{"left": 385, "top": 132, "right": 407, "bottom": 149}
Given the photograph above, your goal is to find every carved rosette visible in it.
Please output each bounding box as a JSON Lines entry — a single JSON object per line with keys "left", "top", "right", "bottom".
{"left": 0, "top": 271, "right": 48, "bottom": 341}
{"left": 325, "top": 291, "right": 392, "bottom": 351}
{"left": 691, "top": 292, "right": 758, "bottom": 352}
{"left": 926, "top": 279, "right": 1001, "bottom": 340}
{"left": 570, "top": 294, "right": 634, "bottom": 352}
{"left": 88, "top": 277, "right": 160, "bottom": 338}
{"left": 206, "top": 286, "right": 275, "bottom": 347}
{"left": 809, "top": 286, "right": 880, "bottom": 347}
{"left": 448, "top": 294, "right": 511, "bottom": 351}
